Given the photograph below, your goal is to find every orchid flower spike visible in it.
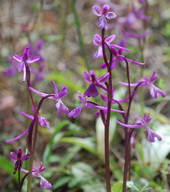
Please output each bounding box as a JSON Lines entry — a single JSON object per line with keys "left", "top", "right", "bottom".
{"left": 13, "top": 47, "right": 40, "bottom": 82}
{"left": 92, "top": 4, "right": 116, "bottom": 30}
{"left": 20, "top": 106, "right": 50, "bottom": 129}
{"left": 119, "top": 70, "right": 166, "bottom": 98}
{"left": 116, "top": 113, "right": 162, "bottom": 142}
{"left": 29, "top": 81, "right": 69, "bottom": 116}
{"left": 84, "top": 70, "right": 109, "bottom": 97}
{"left": 10, "top": 148, "right": 31, "bottom": 174}
{"left": 68, "top": 91, "right": 124, "bottom": 118}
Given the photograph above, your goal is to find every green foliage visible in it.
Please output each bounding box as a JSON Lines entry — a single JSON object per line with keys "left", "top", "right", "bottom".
{"left": 162, "top": 22, "right": 170, "bottom": 36}
{"left": 46, "top": 71, "right": 85, "bottom": 93}
{"left": 0, "top": 156, "right": 18, "bottom": 181}
{"left": 60, "top": 137, "right": 97, "bottom": 155}
{"left": 111, "top": 182, "right": 123, "bottom": 192}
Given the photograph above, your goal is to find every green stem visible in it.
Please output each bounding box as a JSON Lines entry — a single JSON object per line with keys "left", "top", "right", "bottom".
{"left": 71, "top": 0, "right": 90, "bottom": 71}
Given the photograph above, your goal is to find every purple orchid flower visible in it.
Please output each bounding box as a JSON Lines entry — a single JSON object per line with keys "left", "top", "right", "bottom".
{"left": 4, "top": 56, "right": 20, "bottom": 76}
{"left": 116, "top": 113, "right": 162, "bottom": 142}
{"left": 31, "top": 162, "right": 52, "bottom": 189}
{"left": 29, "top": 81, "right": 69, "bottom": 116}
{"left": 68, "top": 91, "right": 124, "bottom": 118}
{"left": 92, "top": 4, "right": 116, "bottom": 30}
{"left": 13, "top": 47, "right": 40, "bottom": 82}
{"left": 10, "top": 148, "right": 31, "bottom": 174}
{"left": 10, "top": 153, "right": 52, "bottom": 190}
{"left": 119, "top": 70, "right": 166, "bottom": 98}
{"left": 84, "top": 70, "right": 109, "bottom": 97}
{"left": 93, "top": 34, "right": 129, "bottom": 59}
{"left": 20, "top": 106, "right": 50, "bottom": 129}
{"left": 131, "top": 4, "right": 151, "bottom": 21}
{"left": 101, "top": 47, "right": 145, "bottom": 70}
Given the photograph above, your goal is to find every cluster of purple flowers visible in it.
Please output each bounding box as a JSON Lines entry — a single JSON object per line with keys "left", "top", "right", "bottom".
{"left": 6, "top": 1, "right": 166, "bottom": 192}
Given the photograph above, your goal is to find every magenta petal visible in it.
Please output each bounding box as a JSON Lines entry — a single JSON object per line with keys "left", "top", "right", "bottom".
{"left": 27, "top": 56, "right": 40, "bottom": 64}
{"left": 13, "top": 55, "right": 22, "bottom": 63}
{"left": 84, "top": 84, "right": 98, "bottom": 97}
{"left": 39, "top": 176, "right": 52, "bottom": 189}
{"left": 6, "top": 128, "right": 29, "bottom": 143}
{"left": 22, "top": 47, "right": 30, "bottom": 61}
{"left": 106, "top": 12, "right": 117, "bottom": 19}
{"left": 94, "top": 46, "right": 103, "bottom": 59}
{"left": 55, "top": 100, "right": 69, "bottom": 116}
{"left": 119, "top": 81, "right": 137, "bottom": 87}
{"left": 98, "top": 16, "right": 108, "bottom": 30}
{"left": 92, "top": 5, "right": 102, "bottom": 16}
{"left": 84, "top": 71, "right": 91, "bottom": 83}
{"left": 21, "top": 154, "right": 31, "bottom": 161}
{"left": 20, "top": 112, "right": 34, "bottom": 119}
{"left": 39, "top": 117, "right": 50, "bottom": 129}
{"left": 110, "top": 44, "right": 130, "bottom": 51}
{"left": 4, "top": 66, "right": 16, "bottom": 76}
{"left": 29, "top": 87, "right": 49, "bottom": 98}
{"left": 147, "top": 129, "right": 162, "bottom": 142}
{"left": 93, "top": 34, "right": 102, "bottom": 46}
{"left": 10, "top": 152, "right": 17, "bottom": 160}
{"left": 116, "top": 120, "right": 143, "bottom": 129}
{"left": 150, "top": 70, "right": 157, "bottom": 83}
{"left": 105, "top": 34, "right": 116, "bottom": 44}
{"left": 98, "top": 72, "right": 109, "bottom": 84}
{"left": 150, "top": 85, "right": 166, "bottom": 98}
{"left": 126, "top": 58, "right": 145, "bottom": 66}
{"left": 68, "top": 106, "right": 82, "bottom": 118}
{"left": 17, "top": 63, "right": 24, "bottom": 72}
{"left": 22, "top": 66, "right": 26, "bottom": 82}
{"left": 58, "top": 86, "right": 68, "bottom": 99}
{"left": 52, "top": 81, "right": 58, "bottom": 96}
{"left": 102, "top": 4, "right": 109, "bottom": 14}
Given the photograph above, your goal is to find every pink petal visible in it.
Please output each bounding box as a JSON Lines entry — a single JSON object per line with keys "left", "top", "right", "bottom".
{"left": 94, "top": 46, "right": 103, "bottom": 59}
{"left": 22, "top": 66, "right": 26, "bottom": 82}
{"left": 10, "top": 152, "right": 17, "bottom": 160}
{"left": 98, "top": 72, "right": 110, "bottom": 84}
{"left": 110, "top": 44, "right": 130, "bottom": 51}
{"left": 106, "top": 12, "right": 117, "bottom": 19}
{"left": 22, "top": 47, "right": 30, "bottom": 61}
{"left": 6, "top": 128, "right": 29, "bottom": 143}
{"left": 55, "top": 100, "right": 69, "bottom": 116}
{"left": 84, "top": 70, "right": 91, "bottom": 83}
{"left": 58, "top": 86, "right": 68, "bottom": 99}
{"left": 13, "top": 55, "right": 22, "bottom": 63}
{"left": 20, "top": 112, "right": 34, "bottom": 119}
{"left": 98, "top": 16, "right": 108, "bottom": 30}
{"left": 68, "top": 106, "right": 82, "bottom": 118}
{"left": 27, "top": 56, "right": 40, "bottom": 64}
{"left": 116, "top": 120, "right": 143, "bottom": 129}
{"left": 125, "top": 58, "right": 145, "bottom": 66}
{"left": 29, "top": 87, "right": 49, "bottom": 98}
{"left": 52, "top": 81, "right": 58, "bottom": 95}
{"left": 119, "top": 81, "right": 138, "bottom": 87}
{"left": 39, "top": 176, "right": 52, "bottom": 189}
{"left": 92, "top": 5, "right": 102, "bottom": 16}
{"left": 105, "top": 34, "right": 116, "bottom": 44}
{"left": 93, "top": 34, "right": 102, "bottom": 46}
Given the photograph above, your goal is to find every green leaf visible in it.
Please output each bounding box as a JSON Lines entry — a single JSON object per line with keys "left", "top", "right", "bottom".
{"left": 0, "top": 156, "right": 18, "bottom": 181}
{"left": 43, "top": 120, "right": 70, "bottom": 164}
{"left": 111, "top": 182, "right": 123, "bottom": 192}
{"left": 53, "top": 176, "right": 71, "bottom": 190}
{"left": 96, "top": 116, "right": 117, "bottom": 159}
{"left": 46, "top": 71, "right": 84, "bottom": 93}
{"left": 71, "top": 162, "right": 95, "bottom": 180}
{"left": 60, "top": 137, "right": 97, "bottom": 155}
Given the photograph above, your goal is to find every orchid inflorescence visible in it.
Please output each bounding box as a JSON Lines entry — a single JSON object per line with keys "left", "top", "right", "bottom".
{"left": 6, "top": 1, "right": 166, "bottom": 192}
